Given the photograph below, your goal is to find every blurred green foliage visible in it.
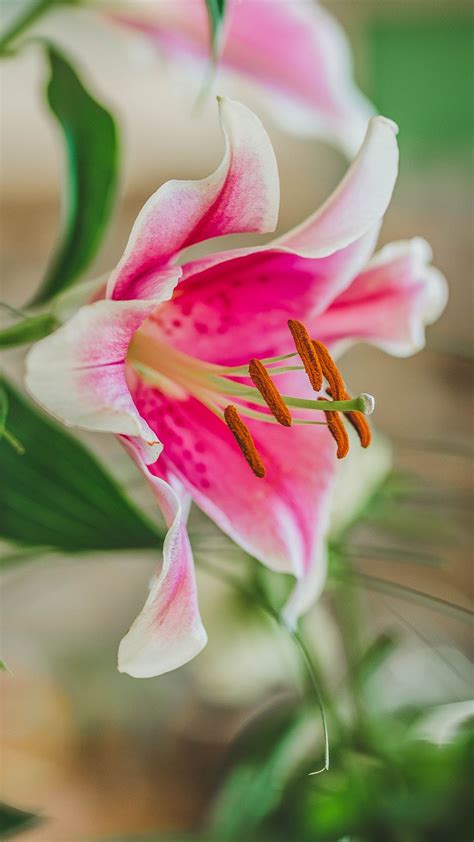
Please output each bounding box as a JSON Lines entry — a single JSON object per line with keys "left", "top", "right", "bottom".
{"left": 369, "top": 15, "right": 473, "bottom": 162}
{"left": 207, "top": 695, "right": 473, "bottom": 842}
{"left": 0, "top": 378, "right": 163, "bottom": 552}
{"left": 0, "top": 802, "right": 40, "bottom": 839}
{"left": 205, "top": 0, "right": 227, "bottom": 56}
{"left": 0, "top": 313, "right": 59, "bottom": 348}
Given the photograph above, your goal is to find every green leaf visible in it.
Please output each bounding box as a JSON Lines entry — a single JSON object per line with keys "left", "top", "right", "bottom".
{"left": 356, "top": 633, "right": 398, "bottom": 686}
{"left": 0, "top": 377, "right": 164, "bottom": 553}
{"left": 0, "top": 803, "right": 40, "bottom": 838}
{"left": 209, "top": 704, "right": 308, "bottom": 841}
{"left": 0, "top": 384, "right": 25, "bottom": 454}
{"left": 0, "top": 386, "right": 7, "bottom": 436}
{"left": 0, "top": 313, "right": 58, "bottom": 348}
{"left": 31, "top": 44, "right": 119, "bottom": 305}
{"left": 205, "top": 0, "right": 226, "bottom": 57}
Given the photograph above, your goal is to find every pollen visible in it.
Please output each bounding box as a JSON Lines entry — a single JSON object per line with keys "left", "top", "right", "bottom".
{"left": 224, "top": 405, "right": 266, "bottom": 478}
{"left": 249, "top": 358, "right": 292, "bottom": 427}
{"left": 327, "top": 387, "right": 371, "bottom": 448}
{"left": 287, "top": 319, "right": 323, "bottom": 391}
{"left": 312, "top": 340, "right": 345, "bottom": 400}
{"left": 320, "top": 397, "right": 350, "bottom": 459}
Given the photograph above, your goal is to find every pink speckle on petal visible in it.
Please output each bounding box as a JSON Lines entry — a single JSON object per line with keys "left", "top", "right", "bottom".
{"left": 194, "top": 322, "right": 209, "bottom": 334}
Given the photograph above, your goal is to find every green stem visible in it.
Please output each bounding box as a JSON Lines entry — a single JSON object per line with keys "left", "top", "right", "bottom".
{"left": 348, "top": 570, "right": 472, "bottom": 622}
{"left": 210, "top": 375, "right": 368, "bottom": 413}
{"left": 197, "top": 556, "right": 335, "bottom": 772}
{"left": 0, "top": 301, "right": 28, "bottom": 318}
{"left": 1, "top": 427, "right": 25, "bottom": 455}
{"left": 0, "top": 0, "right": 70, "bottom": 54}
{"left": 290, "top": 629, "right": 330, "bottom": 774}
{"left": 283, "top": 395, "right": 367, "bottom": 413}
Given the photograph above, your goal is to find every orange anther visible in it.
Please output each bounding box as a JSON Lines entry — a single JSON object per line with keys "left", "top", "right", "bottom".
{"left": 287, "top": 320, "right": 323, "bottom": 391}
{"left": 320, "top": 397, "right": 350, "bottom": 459}
{"left": 224, "top": 405, "right": 266, "bottom": 478}
{"left": 249, "top": 358, "right": 292, "bottom": 427}
{"left": 312, "top": 340, "right": 345, "bottom": 400}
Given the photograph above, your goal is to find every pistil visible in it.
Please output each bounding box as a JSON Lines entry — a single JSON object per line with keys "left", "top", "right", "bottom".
{"left": 128, "top": 318, "right": 375, "bottom": 478}
{"left": 327, "top": 386, "right": 372, "bottom": 448}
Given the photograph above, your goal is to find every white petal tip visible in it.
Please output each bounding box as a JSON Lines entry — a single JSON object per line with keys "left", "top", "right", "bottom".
{"left": 373, "top": 115, "right": 399, "bottom": 136}
{"left": 117, "top": 627, "right": 207, "bottom": 679}
{"left": 360, "top": 393, "right": 375, "bottom": 416}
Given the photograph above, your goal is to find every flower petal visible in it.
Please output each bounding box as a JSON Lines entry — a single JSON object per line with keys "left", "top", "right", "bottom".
{"left": 107, "top": 97, "right": 279, "bottom": 301}
{"left": 130, "top": 380, "right": 337, "bottom": 622}
{"left": 107, "top": 0, "right": 374, "bottom": 154}
{"left": 118, "top": 440, "right": 207, "bottom": 677}
{"left": 273, "top": 115, "right": 399, "bottom": 258}
{"left": 315, "top": 238, "right": 448, "bottom": 356}
{"left": 142, "top": 228, "right": 379, "bottom": 366}
{"left": 25, "top": 299, "right": 161, "bottom": 464}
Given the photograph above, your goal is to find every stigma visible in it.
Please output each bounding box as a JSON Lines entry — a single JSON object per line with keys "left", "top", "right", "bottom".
{"left": 128, "top": 319, "right": 374, "bottom": 478}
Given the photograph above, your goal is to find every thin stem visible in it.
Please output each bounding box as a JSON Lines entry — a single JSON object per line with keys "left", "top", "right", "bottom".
{"left": 261, "top": 365, "right": 305, "bottom": 375}
{"left": 226, "top": 401, "right": 326, "bottom": 425}
{"left": 384, "top": 600, "right": 468, "bottom": 683}
{"left": 0, "top": 0, "right": 63, "bottom": 53}
{"left": 197, "top": 556, "right": 332, "bottom": 774}
{"left": 210, "top": 375, "right": 366, "bottom": 413}
{"left": 223, "top": 353, "right": 298, "bottom": 374}
{"left": 290, "top": 629, "right": 330, "bottom": 774}
{"left": 1, "top": 427, "right": 25, "bottom": 455}
{"left": 0, "top": 301, "right": 28, "bottom": 319}
{"left": 133, "top": 361, "right": 361, "bottom": 417}
{"left": 347, "top": 571, "right": 473, "bottom": 623}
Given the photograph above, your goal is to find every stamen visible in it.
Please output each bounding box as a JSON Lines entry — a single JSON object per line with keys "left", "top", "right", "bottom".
{"left": 287, "top": 320, "right": 323, "bottom": 391}
{"left": 327, "top": 387, "right": 371, "bottom": 449}
{"left": 224, "top": 405, "right": 266, "bottom": 478}
{"left": 249, "top": 358, "right": 292, "bottom": 427}
{"left": 320, "top": 397, "right": 350, "bottom": 459}
{"left": 312, "top": 340, "right": 345, "bottom": 400}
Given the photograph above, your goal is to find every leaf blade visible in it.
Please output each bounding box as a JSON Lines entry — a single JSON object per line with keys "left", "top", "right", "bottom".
{"left": 31, "top": 45, "right": 119, "bottom": 305}
{"left": 0, "top": 802, "right": 40, "bottom": 839}
{"left": 0, "top": 378, "right": 164, "bottom": 553}
{"left": 0, "top": 313, "right": 58, "bottom": 348}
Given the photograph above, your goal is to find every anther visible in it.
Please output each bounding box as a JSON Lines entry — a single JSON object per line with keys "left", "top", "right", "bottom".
{"left": 320, "top": 397, "right": 350, "bottom": 459}
{"left": 224, "top": 405, "right": 266, "bottom": 478}
{"left": 312, "top": 340, "right": 345, "bottom": 400}
{"left": 327, "top": 387, "right": 371, "bottom": 449}
{"left": 287, "top": 320, "right": 323, "bottom": 391}
{"left": 249, "top": 359, "right": 292, "bottom": 427}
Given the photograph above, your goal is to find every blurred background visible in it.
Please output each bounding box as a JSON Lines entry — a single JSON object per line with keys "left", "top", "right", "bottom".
{"left": 0, "top": 1, "right": 472, "bottom": 839}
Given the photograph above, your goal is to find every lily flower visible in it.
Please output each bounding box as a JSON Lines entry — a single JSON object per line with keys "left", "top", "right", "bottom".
{"left": 106, "top": 0, "right": 374, "bottom": 154}
{"left": 26, "top": 99, "right": 447, "bottom": 678}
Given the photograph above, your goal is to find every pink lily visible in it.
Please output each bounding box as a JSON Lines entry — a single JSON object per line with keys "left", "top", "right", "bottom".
{"left": 106, "top": 0, "right": 374, "bottom": 154}
{"left": 26, "top": 99, "right": 447, "bottom": 678}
